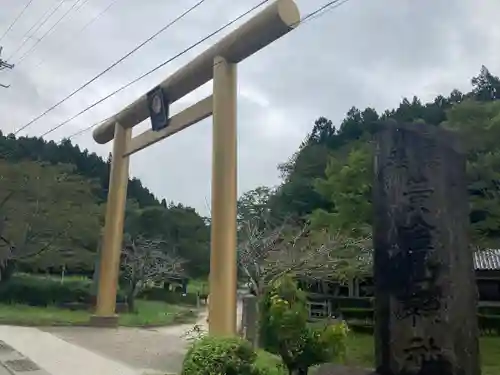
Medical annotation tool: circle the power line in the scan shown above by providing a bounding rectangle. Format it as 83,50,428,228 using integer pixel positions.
61,0,352,141
301,0,350,23
14,0,209,136
16,0,90,65
0,47,15,88
9,0,123,88
7,0,66,61
44,0,272,139
36,0,122,68
0,0,36,43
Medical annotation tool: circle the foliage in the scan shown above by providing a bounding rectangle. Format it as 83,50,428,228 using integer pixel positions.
0,274,126,306
266,66,500,248
0,160,102,278
125,205,210,277
0,134,210,278
181,336,259,375
0,134,158,207
260,276,349,375
120,234,185,312
238,186,274,227
311,144,372,236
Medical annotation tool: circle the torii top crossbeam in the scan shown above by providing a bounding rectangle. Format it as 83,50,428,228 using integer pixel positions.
92,0,300,144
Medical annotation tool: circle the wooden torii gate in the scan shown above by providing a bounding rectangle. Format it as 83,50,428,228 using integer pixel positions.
91,0,300,335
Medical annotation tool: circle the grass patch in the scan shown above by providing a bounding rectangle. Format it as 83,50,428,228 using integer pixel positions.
0,300,198,327
187,279,208,295
343,333,500,375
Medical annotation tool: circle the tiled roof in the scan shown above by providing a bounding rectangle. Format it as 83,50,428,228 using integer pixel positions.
474,249,500,271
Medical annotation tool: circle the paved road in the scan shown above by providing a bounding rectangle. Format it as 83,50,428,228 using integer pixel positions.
41,326,187,375
0,294,246,375
42,301,242,375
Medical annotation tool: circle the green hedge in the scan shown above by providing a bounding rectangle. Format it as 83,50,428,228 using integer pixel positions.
0,275,126,307
138,287,199,306
343,313,500,336
478,305,500,316
478,314,500,335
326,297,500,317
339,307,373,321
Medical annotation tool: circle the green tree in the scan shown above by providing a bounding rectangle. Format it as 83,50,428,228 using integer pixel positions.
0,160,102,279
271,66,500,249
443,99,500,246
311,144,372,235
124,204,210,277
237,186,273,226
260,276,349,375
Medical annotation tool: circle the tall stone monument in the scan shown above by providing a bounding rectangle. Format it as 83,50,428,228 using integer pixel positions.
372,122,480,375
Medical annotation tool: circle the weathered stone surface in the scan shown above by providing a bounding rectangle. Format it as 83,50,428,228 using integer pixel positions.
372,122,480,375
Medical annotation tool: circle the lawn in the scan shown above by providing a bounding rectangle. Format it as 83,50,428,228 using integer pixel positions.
0,300,198,327
343,334,500,375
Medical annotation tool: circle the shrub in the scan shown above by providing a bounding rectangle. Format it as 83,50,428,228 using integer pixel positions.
260,276,349,375
478,314,500,335
338,308,373,321
181,336,259,375
478,305,500,316
254,350,286,375
0,274,126,307
345,315,500,336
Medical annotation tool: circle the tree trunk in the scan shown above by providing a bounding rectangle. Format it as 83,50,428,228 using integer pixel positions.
0,260,16,284
288,366,309,375
127,282,137,313
127,293,136,313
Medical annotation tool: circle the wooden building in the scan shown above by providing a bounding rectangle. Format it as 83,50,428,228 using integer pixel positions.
300,249,500,319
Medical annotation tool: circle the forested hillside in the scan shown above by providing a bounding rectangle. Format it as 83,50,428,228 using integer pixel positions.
0,133,210,278
261,65,500,248
0,133,158,207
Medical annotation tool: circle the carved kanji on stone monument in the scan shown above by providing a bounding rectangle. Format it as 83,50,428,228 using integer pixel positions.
373,122,480,375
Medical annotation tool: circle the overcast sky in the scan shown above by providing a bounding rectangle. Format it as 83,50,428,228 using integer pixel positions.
0,0,499,216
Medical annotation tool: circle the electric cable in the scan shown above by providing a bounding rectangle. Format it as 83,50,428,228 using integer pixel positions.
0,0,36,43
40,0,272,139
14,0,209,136
7,0,66,61
63,0,352,141
26,0,123,73
16,0,91,65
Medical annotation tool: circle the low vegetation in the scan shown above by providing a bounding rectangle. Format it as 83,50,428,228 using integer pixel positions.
0,299,196,327
0,274,197,327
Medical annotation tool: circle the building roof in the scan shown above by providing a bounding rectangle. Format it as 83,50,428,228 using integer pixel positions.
474,249,500,271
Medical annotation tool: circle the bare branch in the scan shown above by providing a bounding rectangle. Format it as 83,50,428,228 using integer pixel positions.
121,234,186,295
238,216,371,295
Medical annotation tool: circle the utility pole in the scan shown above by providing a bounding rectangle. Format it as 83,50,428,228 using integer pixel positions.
0,47,14,88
